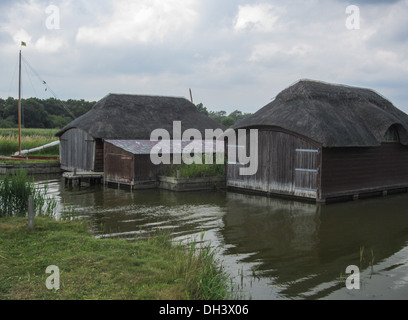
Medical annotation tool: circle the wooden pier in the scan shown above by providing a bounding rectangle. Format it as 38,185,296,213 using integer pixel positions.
63,171,104,187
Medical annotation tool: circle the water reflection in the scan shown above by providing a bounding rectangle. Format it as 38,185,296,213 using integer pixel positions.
41,176,408,299
222,193,322,298
222,192,408,299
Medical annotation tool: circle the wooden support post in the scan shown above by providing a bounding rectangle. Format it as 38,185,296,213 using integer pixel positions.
28,195,34,230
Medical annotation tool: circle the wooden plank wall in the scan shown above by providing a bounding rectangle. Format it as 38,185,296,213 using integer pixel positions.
94,139,104,172
321,143,408,198
60,128,95,171
227,129,320,199
294,148,319,193
134,155,163,181
104,143,134,184
104,143,163,184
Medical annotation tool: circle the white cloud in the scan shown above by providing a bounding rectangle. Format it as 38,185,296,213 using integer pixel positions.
234,3,281,32
35,36,64,53
76,0,199,45
11,29,33,47
1,0,68,53
249,43,312,61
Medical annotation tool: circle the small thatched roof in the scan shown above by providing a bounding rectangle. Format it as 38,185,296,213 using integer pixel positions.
234,80,408,147
56,94,225,139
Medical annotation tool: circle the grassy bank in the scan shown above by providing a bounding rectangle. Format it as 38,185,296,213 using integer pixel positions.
0,217,235,300
0,129,59,157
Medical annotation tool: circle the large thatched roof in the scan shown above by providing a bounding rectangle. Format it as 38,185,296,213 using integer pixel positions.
234,80,408,147
56,94,225,139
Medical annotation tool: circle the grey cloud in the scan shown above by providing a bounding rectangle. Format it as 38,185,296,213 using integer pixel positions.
1,0,408,114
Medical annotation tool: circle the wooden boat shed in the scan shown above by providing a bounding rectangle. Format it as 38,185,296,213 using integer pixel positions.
227,80,408,203
55,94,224,174
104,139,224,189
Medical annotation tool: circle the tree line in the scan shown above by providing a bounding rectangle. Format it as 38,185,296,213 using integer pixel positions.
0,97,251,129
0,97,95,129
195,103,252,127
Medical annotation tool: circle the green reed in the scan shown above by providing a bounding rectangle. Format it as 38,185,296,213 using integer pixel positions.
0,129,59,156
0,169,56,218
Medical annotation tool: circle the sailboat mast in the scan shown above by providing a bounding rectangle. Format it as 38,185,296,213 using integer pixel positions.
18,49,22,156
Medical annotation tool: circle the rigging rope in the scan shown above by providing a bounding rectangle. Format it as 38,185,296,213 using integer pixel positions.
23,59,38,98
21,54,76,119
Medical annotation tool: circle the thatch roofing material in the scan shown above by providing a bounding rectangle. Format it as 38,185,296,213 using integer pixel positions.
56,94,224,139
234,80,408,147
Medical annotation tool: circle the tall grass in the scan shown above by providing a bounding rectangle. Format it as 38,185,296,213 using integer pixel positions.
0,129,59,156
0,128,58,137
172,233,238,300
161,154,225,178
185,242,233,299
0,169,57,217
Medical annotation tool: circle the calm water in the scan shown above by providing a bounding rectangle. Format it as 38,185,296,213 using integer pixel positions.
38,176,408,300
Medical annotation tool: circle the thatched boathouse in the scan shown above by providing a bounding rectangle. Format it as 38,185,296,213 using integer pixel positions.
227,80,408,203
56,94,223,173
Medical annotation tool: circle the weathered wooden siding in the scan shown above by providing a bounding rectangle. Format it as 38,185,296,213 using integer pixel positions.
59,128,95,172
134,155,162,181
94,139,104,172
104,142,134,184
321,143,408,199
227,129,321,199
104,142,163,185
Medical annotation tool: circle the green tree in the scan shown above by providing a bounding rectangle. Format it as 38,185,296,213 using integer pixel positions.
228,110,252,125
48,114,72,128
194,102,252,127
195,103,209,116
0,98,4,117
0,97,94,128
208,110,227,124
21,98,50,128
2,97,18,125
221,116,235,127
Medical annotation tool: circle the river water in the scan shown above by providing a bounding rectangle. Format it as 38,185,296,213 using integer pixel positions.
38,176,408,300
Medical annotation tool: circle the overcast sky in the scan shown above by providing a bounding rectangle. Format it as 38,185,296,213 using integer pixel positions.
1,0,408,114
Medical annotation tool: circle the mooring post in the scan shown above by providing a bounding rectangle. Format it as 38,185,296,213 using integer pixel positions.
28,195,34,230
177,170,181,179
